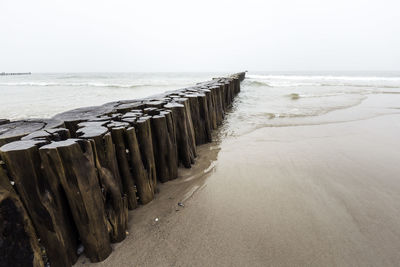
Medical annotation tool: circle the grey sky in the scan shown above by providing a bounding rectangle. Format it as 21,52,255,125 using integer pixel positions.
1,0,399,72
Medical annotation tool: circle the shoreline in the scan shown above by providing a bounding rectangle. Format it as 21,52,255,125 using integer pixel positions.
74,110,400,266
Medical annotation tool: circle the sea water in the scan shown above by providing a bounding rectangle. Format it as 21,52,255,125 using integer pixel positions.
225,71,400,136
0,73,222,120
1,72,400,130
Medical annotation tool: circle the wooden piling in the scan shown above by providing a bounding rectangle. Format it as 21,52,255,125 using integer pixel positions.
125,127,154,204
76,126,128,242
0,119,10,126
150,112,178,182
110,127,138,210
164,101,196,167
134,116,157,194
39,139,112,263
0,140,78,267
0,163,44,267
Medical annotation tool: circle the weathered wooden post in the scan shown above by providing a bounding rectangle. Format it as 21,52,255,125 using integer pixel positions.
0,163,44,267
134,116,157,194
39,139,112,263
108,120,155,205
0,120,64,147
125,127,154,204
109,125,138,210
0,140,78,267
164,101,196,168
76,126,128,243
0,119,10,126
150,112,178,182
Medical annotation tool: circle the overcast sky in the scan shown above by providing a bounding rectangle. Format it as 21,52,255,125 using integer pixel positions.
1,0,399,72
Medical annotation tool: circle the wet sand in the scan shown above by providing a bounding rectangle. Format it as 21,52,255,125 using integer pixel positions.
76,110,400,266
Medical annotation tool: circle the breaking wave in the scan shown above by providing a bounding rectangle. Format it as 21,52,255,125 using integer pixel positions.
243,80,271,87
245,74,400,89
247,74,400,82
0,82,164,88
245,80,400,89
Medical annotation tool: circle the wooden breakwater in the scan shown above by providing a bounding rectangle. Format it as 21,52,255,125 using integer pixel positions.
0,72,31,76
0,72,246,267
0,119,10,126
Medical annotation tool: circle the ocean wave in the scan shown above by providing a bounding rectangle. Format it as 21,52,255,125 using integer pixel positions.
245,96,366,120
247,74,400,82
268,82,322,87
319,83,400,89
0,82,163,88
243,80,271,87
284,91,400,100
245,79,400,89
290,92,347,98
234,112,400,137
380,91,400,94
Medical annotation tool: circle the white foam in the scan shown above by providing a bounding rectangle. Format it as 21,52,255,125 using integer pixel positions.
247,74,400,82
0,82,161,88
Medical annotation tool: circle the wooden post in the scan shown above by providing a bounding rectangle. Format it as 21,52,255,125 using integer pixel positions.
76,126,128,243
185,93,211,145
134,116,157,194
197,92,212,143
125,127,154,204
21,128,71,142
0,119,10,126
110,127,138,210
161,109,178,164
202,88,217,130
0,120,64,146
0,140,78,267
39,139,112,263
177,98,197,160
215,84,225,123
208,86,222,126
150,113,178,182
0,163,44,267
164,102,195,168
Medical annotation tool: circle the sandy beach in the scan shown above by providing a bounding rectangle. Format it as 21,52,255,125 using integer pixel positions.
75,86,400,266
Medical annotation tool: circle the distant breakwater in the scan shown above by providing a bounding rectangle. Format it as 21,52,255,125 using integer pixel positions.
0,72,246,267
0,72,31,76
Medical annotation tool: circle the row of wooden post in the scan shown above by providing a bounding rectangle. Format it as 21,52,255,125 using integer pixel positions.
0,72,246,267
